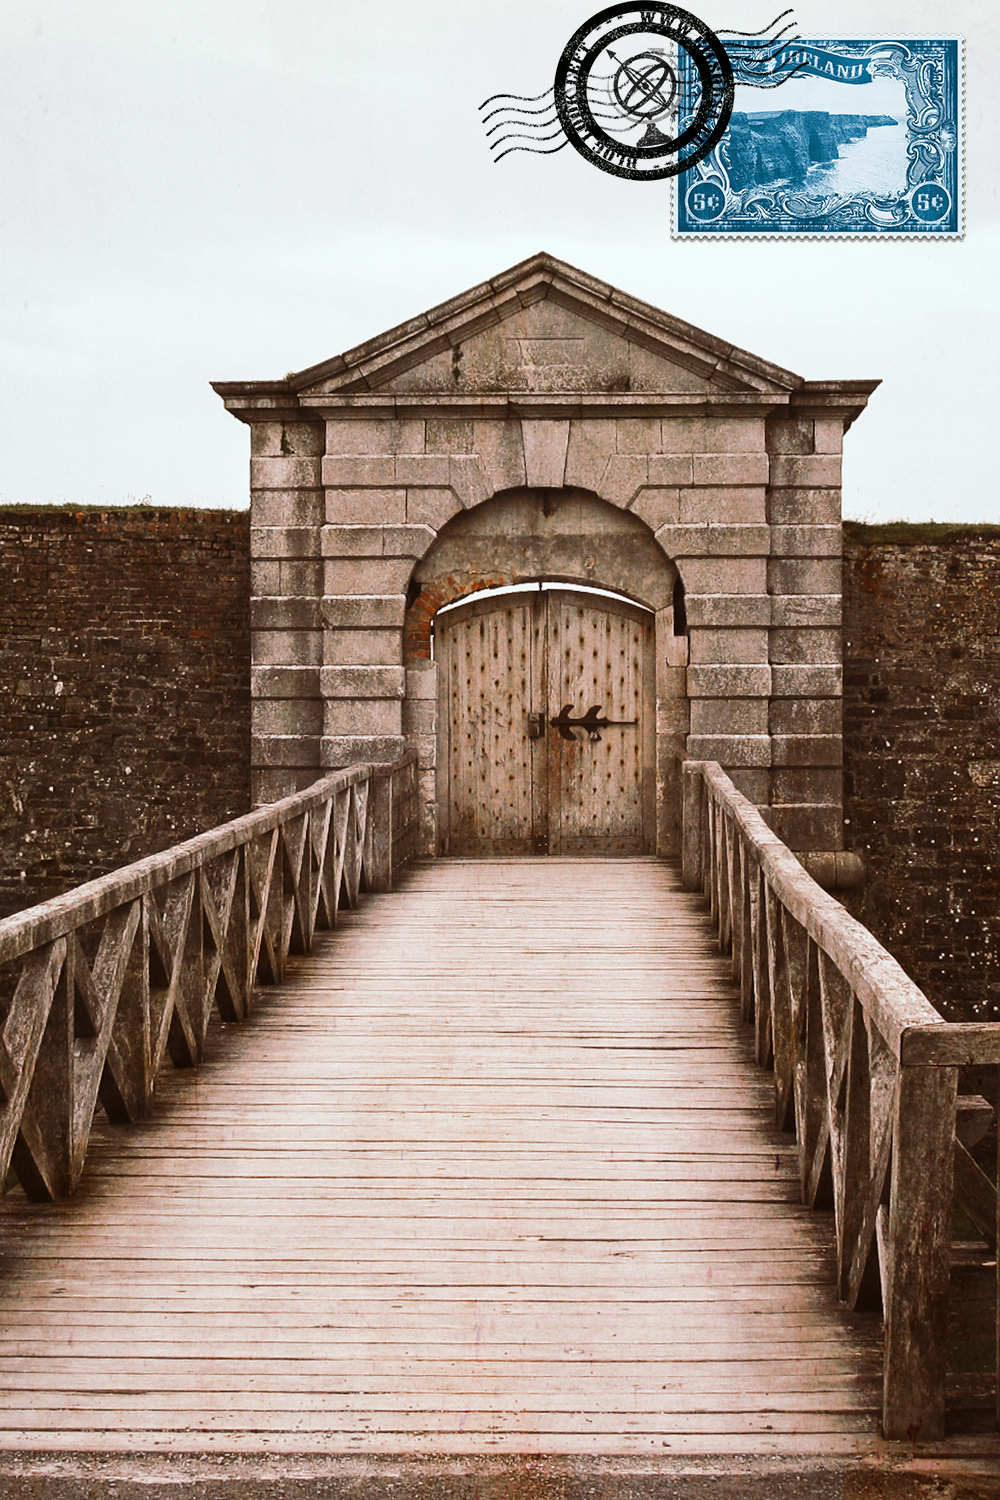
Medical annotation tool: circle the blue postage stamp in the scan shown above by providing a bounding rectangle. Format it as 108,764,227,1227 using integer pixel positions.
673,38,963,239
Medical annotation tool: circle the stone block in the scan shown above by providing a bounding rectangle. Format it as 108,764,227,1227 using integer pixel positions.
813,419,844,454
426,418,474,454
280,561,323,595
770,698,841,734
690,698,769,735
406,663,438,700
323,557,415,596
770,596,842,629
251,526,321,559
656,524,771,559
323,628,401,665
688,664,772,698
770,525,842,558
252,768,317,804
764,803,842,851
393,454,451,487
661,417,765,453
693,455,770,487
768,557,841,595
325,488,407,525
772,665,842,698
565,419,616,492
250,489,324,528
324,698,403,736
664,635,688,669
325,418,425,455
522,420,570,487
767,488,841,526
630,487,680,530
617,418,661,454
675,557,768,593
771,768,843,804
321,734,407,767
680,487,766,524
251,597,320,630
320,526,383,558
252,698,324,736
766,418,814,456
321,455,396,487
402,698,436,736
688,628,769,665
252,629,323,667
728,769,771,805
321,595,407,629
769,454,843,488
656,699,690,734
770,627,841,664
320,666,405,699
475,421,526,493
413,735,437,768
250,422,286,458
251,666,321,699
602,455,648,508
447,456,490,509
771,734,843,767
685,594,771,628
252,733,322,767
649,455,695,487
283,422,325,456
251,561,280,594
686,734,772,767
251,456,323,489
408,487,463,528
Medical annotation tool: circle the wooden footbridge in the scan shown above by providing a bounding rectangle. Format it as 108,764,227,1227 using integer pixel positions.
0,756,998,1459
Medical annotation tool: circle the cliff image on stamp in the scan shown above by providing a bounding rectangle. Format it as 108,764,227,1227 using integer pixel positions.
479,5,963,239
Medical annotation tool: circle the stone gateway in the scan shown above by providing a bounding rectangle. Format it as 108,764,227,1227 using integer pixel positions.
213,252,877,862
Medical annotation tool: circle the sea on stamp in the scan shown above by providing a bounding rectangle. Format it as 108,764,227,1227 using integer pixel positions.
674,38,963,238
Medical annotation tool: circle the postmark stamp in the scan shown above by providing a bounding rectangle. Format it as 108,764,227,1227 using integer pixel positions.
553,3,734,181
481,5,802,179
673,37,963,238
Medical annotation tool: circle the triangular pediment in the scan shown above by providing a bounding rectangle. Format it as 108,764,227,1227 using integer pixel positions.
289,252,803,400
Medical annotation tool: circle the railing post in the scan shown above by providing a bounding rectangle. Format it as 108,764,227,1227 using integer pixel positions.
681,762,704,891
367,766,394,894
882,1059,957,1441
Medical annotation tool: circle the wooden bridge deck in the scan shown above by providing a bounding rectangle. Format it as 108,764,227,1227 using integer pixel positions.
0,858,884,1455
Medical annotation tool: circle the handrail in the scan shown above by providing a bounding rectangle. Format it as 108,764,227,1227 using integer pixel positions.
682,760,1000,1442
0,754,419,1206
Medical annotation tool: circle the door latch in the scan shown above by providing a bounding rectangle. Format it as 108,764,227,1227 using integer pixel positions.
549,704,638,743
526,711,546,740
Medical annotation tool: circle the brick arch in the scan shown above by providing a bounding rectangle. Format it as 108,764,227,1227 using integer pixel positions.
403,485,677,663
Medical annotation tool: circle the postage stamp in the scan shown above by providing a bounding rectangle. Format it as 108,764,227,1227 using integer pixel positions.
673,37,963,238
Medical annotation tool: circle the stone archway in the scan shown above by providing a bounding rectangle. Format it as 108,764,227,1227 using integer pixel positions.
403,487,686,856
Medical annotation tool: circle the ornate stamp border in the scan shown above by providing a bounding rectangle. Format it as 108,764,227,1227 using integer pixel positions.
672,37,964,240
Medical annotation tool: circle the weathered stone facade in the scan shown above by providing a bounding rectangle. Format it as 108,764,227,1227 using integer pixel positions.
214,253,876,857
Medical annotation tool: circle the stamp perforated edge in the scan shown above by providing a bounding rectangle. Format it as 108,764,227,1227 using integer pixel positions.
669,34,966,242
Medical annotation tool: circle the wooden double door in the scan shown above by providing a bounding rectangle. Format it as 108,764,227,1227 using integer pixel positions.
436,589,656,856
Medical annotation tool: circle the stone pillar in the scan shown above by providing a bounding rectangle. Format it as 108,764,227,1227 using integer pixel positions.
248,420,325,805
766,410,846,850
650,415,774,813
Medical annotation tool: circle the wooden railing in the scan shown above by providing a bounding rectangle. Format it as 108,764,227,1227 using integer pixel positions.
682,760,1000,1443
0,754,419,1207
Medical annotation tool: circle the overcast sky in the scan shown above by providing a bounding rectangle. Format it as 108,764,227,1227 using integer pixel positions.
1,1,995,522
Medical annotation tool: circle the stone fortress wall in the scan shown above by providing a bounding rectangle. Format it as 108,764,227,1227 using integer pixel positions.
0,507,997,1025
